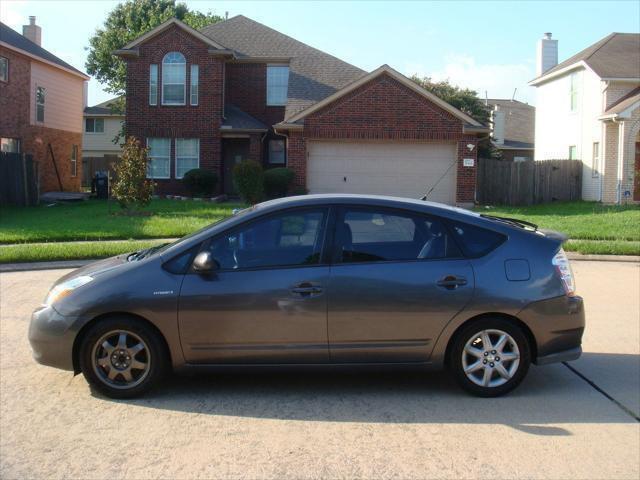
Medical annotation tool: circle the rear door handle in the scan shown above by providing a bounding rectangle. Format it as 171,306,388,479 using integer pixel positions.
291,282,323,297
437,275,467,290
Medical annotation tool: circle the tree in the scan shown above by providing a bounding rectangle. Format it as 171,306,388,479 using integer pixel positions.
410,76,497,158
112,137,154,212
86,0,223,99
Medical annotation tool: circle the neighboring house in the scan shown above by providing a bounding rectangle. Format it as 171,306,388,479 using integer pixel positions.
0,17,88,192
486,98,535,161
530,32,640,203
83,97,124,185
115,16,489,206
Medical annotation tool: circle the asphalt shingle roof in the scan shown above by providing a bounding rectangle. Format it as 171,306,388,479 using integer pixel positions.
603,86,640,116
537,33,640,81
222,104,268,130
200,15,366,119
0,22,86,77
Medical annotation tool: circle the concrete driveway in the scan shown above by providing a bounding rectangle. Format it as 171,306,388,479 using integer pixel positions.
1,261,638,479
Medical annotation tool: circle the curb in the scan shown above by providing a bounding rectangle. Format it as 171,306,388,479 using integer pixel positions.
566,253,640,263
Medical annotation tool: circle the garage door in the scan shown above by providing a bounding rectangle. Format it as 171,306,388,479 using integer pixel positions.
307,141,458,204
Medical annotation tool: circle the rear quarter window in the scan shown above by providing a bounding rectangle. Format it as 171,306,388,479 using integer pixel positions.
448,220,506,258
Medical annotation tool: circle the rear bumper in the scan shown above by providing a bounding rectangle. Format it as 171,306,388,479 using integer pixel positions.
519,295,585,365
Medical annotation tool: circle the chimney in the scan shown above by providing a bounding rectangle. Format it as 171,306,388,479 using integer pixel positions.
491,107,505,145
536,32,558,76
23,16,42,46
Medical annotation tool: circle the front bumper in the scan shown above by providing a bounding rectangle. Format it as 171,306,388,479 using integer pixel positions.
28,305,77,371
519,295,585,365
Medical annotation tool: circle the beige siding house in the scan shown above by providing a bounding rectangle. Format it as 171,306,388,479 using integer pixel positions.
82,98,124,185
530,33,640,203
487,98,535,161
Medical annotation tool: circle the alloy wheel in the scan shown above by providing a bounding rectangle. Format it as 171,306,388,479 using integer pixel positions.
91,330,151,390
461,329,521,388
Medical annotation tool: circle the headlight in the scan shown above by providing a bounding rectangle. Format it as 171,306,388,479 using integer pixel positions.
44,276,94,305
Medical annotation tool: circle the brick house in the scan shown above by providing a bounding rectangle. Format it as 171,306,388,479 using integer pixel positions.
530,32,640,203
116,16,489,206
486,98,535,161
0,18,89,192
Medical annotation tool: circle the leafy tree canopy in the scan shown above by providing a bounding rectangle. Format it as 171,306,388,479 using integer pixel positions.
86,0,223,98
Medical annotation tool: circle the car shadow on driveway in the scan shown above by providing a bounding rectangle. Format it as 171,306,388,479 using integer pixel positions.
97,352,639,435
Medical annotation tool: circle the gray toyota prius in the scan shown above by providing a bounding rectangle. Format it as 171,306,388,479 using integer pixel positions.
29,194,584,398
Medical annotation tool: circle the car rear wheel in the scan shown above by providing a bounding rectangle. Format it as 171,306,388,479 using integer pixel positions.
79,317,166,399
450,318,531,397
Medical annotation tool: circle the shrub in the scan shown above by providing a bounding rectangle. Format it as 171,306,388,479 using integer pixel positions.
111,136,154,212
290,186,309,196
182,168,218,197
233,160,264,204
263,167,295,198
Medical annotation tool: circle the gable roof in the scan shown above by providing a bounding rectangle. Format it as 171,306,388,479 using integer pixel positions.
531,33,640,85
280,64,487,129
200,15,367,119
0,22,88,79
222,104,268,131
116,17,230,54
600,86,640,119
84,97,124,116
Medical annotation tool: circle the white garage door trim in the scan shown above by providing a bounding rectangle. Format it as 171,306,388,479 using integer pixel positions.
307,141,458,205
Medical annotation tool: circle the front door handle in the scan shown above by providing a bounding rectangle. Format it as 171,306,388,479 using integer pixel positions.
437,275,467,290
291,282,323,297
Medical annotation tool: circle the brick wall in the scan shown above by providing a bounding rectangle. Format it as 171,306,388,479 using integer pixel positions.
1,47,81,192
286,73,478,204
124,24,224,194
225,63,285,126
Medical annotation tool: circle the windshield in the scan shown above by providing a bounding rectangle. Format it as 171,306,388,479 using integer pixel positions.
128,206,255,261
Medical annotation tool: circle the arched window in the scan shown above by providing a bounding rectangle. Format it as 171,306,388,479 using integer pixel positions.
162,52,186,105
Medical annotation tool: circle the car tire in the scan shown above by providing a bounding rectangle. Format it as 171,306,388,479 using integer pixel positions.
79,317,167,399
450,318,531,397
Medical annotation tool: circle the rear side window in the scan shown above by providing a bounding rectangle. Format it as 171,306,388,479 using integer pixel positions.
335,208,461,263
448,221,506,257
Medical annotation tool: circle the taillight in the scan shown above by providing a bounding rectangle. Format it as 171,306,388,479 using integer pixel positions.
552,248,576,296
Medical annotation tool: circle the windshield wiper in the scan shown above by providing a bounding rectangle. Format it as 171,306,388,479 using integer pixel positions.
480,214,538,231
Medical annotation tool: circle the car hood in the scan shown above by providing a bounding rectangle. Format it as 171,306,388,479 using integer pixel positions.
54,254,130,286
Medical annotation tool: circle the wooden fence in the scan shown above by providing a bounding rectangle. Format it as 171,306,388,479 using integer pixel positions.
82,154,119,188
477,158,582,206
0,152,39,206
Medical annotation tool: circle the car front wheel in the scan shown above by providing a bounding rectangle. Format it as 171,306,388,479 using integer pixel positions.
79,317,166,399
450,318,531,397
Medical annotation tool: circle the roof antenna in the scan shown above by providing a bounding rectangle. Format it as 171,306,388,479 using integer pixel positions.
225,11,229,20
484,90,488,105
511,87,517,101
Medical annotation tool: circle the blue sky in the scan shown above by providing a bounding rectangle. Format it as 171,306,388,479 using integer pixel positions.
2,0,639,106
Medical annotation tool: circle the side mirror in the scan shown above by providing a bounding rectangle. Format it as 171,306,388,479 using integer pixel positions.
192,251,217,273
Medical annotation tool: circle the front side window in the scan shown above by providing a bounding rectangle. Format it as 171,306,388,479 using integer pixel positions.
190,65,199,106
0,57,8,82
85,118,104,133
205,208,327,270
162,52,186,105
568,145,577,160
268,139,285,164
1,137,20,153
147,138,171,178
70,145,78,177
36,86,45,122
175,138,199,179
149,64,158,105
335,208,460,263
592,142,600,177
267,65,289,106
570,72,579,112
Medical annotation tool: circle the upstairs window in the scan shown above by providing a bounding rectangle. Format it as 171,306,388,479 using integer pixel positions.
162,52,186,105
147,138,171,178
568,145,577,160
570,72,579,112
267,65,289,106
85,118,104,133
0,57,7,82
190,65,199,106
36,86,45,122
149,64,158,105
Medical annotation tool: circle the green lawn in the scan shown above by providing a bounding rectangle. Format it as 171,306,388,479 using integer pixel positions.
0,199,244,244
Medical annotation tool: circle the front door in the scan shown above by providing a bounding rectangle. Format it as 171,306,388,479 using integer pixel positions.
327,206,474,363
223,139,250,195
178,207,331,364
634,141,640,201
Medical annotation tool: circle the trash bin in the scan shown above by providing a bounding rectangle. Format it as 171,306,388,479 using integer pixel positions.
94,171,109,199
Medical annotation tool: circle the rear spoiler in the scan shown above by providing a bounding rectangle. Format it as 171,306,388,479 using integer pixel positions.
539,229,569,243
480,214,538,231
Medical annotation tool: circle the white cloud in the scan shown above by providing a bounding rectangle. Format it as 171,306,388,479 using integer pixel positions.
405,54,537,105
